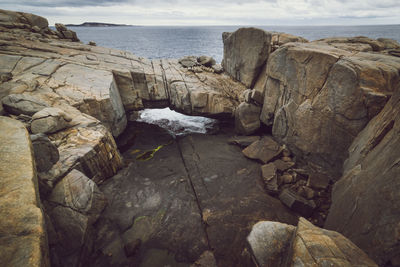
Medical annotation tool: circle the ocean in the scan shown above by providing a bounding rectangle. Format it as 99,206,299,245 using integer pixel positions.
69,25,400,134
70,25,400,63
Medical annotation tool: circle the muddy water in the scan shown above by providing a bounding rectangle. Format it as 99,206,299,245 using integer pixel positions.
89,122,297,267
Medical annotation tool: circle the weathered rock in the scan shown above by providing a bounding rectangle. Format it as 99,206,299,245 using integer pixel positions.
377,38,400,49
179,56,198,68
234,102,261,135
0,72,12,82
273,159,295,172
280,173,295,184
242,89,252,103
31,107,70,134
2,94,48,116
279,189,315,217
46,169,106,267
223,27,271,87
197,56,216,67
228,135,260,148
212,63,223,74
0,116,50,267
242,136,282,164
123,239,141,257
260,42,400,177
48,169,107,221
39,124,123,189
247,221,295,267
297,186,315,200
247,218,377,267
271,32,308,52
290,218,378,266
261,163,278,194
306,171,330,189
190,251,217,267
325,84,400,266
31,133,59,173
0,9,49,29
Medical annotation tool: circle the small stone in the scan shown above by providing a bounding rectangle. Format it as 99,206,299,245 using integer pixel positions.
261,163,278,194
298,186,315,200
307,171,330,189
0,72,13,82
179,56,198,68
293,168,309,177
280,174,294,184
273,159,295,172
251,89,263,105
228,135,260,148
242,89,252,103
190,250,217,267
281,156,292,162
124,239,141,257
31,25,40,33
279,189,316,217
212,64,223,74
88,41,97,46
197,56,216,67
242,136,282,164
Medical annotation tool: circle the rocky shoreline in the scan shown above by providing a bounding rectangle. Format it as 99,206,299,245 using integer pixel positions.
0,8,400,267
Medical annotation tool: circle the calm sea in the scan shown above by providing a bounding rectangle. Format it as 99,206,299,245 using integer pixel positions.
70,25,400,63
69,25,400,133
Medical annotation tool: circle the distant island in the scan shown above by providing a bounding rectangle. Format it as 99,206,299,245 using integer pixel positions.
65,22,133,27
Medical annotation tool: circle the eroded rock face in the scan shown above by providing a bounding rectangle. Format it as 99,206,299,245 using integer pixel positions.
39,124,123,191
247,218,378,267
325,84,400,266
0,116,50,267
223,27,271,87
260,42,400,177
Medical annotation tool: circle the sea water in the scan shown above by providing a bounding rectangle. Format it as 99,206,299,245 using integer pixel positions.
70,25,400,134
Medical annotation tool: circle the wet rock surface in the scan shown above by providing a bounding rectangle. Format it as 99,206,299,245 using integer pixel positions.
89,122,298,266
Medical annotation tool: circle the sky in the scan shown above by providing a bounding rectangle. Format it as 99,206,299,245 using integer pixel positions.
0,0,399,26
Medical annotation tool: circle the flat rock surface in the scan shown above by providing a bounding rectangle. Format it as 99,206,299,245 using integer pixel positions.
91,122,297,266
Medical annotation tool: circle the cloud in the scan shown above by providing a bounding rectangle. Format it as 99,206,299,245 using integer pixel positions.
0,0,399,25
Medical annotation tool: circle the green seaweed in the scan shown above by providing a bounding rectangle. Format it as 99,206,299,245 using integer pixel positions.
136,140,173,161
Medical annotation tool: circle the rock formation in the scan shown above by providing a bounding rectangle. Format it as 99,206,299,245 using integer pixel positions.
247,218,378,266
0,116,49,267
325,83,400,266
0,7,399,267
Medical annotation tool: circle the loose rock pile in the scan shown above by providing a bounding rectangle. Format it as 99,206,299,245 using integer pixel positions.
230,135,332,226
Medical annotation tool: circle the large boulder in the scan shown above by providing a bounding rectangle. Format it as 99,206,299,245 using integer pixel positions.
0,116,50,267
247,218,378,267
247,221,295,267
234,102,261,135
223,27,271,87
0,9,48,29
46,169,107,267
39,124,123,190
260,42,400,177
325,84,400,266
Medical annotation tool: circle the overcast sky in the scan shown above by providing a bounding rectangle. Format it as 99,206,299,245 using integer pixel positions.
1,0,399,26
